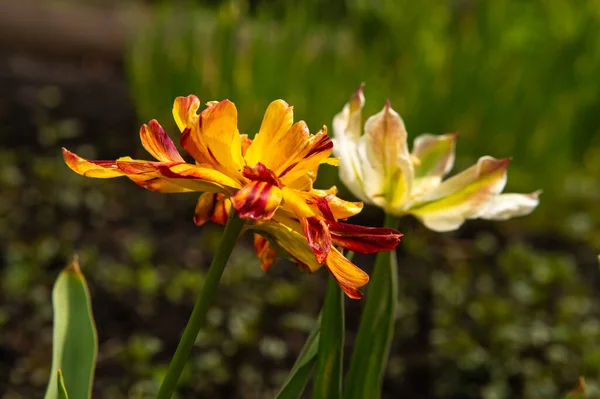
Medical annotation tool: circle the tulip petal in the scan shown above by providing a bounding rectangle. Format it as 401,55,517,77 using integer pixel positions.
411,133,457,196
254,234,278,271
116,161,239,193
332,86,373,203
475,191,541,220
198,100,244,169
139,120,184,163
278,127,334,185
281,186,317,219
311,187,364,220
193,193,216,226
327,221,402,254
231,181,282,220
301,216,331,264
251,221,370,298
252,222,322,273
244,99,295,168
325,247,369,299
212,195,233,224
62,148,124,178
242,162,282,187
173,96,244,176
332,84,365,142
247,109,335,188
173,94,201,133
127,175,193,193
409,156,511,232
363,101,414,210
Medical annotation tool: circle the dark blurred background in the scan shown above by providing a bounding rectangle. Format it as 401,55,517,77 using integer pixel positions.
1,0,600,398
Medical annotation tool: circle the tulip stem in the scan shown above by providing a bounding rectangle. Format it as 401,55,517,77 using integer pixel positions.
344,213,399,399
156,213,245,399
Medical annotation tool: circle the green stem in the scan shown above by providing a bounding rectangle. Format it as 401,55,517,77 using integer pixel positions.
313,274,345,399
156,213,245,399
344,213,399,399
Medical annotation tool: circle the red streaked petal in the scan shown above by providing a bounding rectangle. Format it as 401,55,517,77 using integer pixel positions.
254,234,278,272
140,120,185,163
328,221,402,254
194,193,216,226
301,216,331,264
127,175,192,193
115,158,177,174
325,247,369,299
242,162,282,187
211,195,232,225
62,148,125,178
231,181,282,220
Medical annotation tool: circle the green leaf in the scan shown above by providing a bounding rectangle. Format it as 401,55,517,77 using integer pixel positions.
56,370,69,399
344,215,398,399
44,256,98,399
313,275,345,399
275,325,320,399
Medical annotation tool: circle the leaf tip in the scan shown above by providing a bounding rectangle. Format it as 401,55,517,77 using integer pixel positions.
64,254,82,276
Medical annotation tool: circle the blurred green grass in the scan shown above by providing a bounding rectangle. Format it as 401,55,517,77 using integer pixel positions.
127,0,600,241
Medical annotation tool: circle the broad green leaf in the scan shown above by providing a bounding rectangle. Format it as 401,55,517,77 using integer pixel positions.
57,370,69,399
344,215,398,399
44,256,98,399
275,325,320,399
313,275,345,399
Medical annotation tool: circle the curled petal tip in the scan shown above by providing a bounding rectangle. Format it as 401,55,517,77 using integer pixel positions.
354,82,365,97
529,190,543,198
349,85,365,112
384,99,392,110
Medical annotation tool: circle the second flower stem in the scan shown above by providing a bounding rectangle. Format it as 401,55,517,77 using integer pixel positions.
156,213,245,399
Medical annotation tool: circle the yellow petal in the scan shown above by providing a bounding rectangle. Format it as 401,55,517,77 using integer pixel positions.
62,148,125,178
252,221,322,273
172,94,200,132
161,163,241,193
127,175,193,193
244,100,294,168
281,187,317,219
325,247,369,299
278,127,334,187
197,100,244,172
193,193,216,226
140,120,185,163
173,96,244,179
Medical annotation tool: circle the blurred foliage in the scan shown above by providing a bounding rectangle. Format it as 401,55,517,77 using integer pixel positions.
126,1,600,397
2,0,600,398
127,0,600,241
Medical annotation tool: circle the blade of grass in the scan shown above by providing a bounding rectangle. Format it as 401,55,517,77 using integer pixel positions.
44,256,98,399
313,274,345,399
344,215,398,399
275,324,320,399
